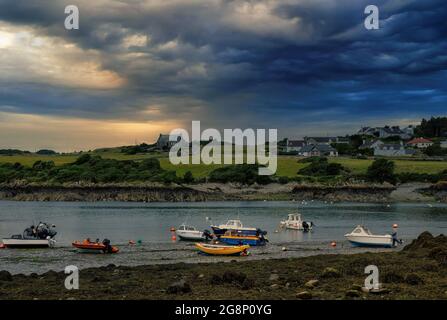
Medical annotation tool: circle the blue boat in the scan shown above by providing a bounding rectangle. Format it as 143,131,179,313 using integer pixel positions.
219,231,267,246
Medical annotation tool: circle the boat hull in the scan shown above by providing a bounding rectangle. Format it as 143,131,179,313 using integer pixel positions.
345,235,393,248
195,243,250,256
72,242,119,254
219,235,266,246
1,238,51,248
176,230,204,241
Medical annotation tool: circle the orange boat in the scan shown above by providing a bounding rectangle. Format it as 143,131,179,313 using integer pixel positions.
72,239,119,254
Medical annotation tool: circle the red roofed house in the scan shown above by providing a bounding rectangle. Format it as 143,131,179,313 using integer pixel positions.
407,137,433,148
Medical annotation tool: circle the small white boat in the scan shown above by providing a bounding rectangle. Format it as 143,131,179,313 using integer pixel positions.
345,225,393,248
1,222,57,248
280,213,313,231
1,237,56,248
175,224,206,241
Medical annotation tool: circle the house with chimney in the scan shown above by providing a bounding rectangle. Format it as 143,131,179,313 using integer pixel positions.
373,142,416,157
285,139,306,152
358,125,414,140
406,137,433,149
298,144,338,157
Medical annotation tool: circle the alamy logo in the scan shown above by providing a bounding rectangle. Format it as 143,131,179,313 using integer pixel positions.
364,265,380,290
64,265,79,290
168,121,277,175
64,5,79,30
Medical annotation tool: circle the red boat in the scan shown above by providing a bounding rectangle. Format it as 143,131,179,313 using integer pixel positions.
72,239,119,254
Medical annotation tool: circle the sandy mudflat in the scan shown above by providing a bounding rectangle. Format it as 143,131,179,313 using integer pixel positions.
1,232,447,300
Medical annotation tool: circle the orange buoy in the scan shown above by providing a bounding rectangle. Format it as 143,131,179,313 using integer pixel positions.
0,243,5,249
170,227,176,232
330,241,337,248
171,234,177,241
392,224,398,229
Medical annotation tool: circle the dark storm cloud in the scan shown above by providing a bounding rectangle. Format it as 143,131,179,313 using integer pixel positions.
0,0,446,134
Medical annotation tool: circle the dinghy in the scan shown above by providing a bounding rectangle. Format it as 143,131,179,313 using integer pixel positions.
280,213,313,231
1,222,57,248
195,243,250,256
72,239,119,254
344,225,393,248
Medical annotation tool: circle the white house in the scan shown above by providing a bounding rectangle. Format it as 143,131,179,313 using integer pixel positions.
286,139,306,152
298,144,338,157
441,140,447,149
373,143,416,157
407,137,433,149
358,126,413,140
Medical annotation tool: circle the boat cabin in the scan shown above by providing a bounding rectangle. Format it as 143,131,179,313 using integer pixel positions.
178,225,197,231
352,225,372,235
225,220,243,228
287,214,302,222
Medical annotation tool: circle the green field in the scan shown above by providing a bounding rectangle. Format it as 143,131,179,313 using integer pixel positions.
1,153,446,178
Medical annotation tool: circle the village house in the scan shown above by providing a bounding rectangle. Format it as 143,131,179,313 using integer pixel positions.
298,144,338,157
156,134,180,150
359,139,384,150
285,139,306,152
441,140,447,149
358,125,413,140
406,137,433,149
373,142,416,157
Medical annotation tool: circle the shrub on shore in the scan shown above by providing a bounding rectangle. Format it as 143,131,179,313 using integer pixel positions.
208,164,273,185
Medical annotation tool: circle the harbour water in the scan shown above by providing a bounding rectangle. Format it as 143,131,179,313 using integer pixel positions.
1,200,447,274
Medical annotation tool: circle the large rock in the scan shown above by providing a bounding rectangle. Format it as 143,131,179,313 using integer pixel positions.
304,280,319,288
0,271,12,281
167,279,191,294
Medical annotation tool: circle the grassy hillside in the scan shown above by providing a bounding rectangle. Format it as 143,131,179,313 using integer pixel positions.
1,152,446,179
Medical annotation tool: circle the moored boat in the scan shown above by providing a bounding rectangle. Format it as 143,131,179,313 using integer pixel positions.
72,239,119,253
175,224,212,241
210,219,264,237
219,231,267,246
195,243,250,256
344,225,393,248
1,222,57,249
280,213,313,231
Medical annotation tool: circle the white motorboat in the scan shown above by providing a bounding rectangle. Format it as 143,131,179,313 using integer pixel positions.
2,237,56,248
280,213,313,231
344,225,393,248
175,224,207,241
1,222,57,249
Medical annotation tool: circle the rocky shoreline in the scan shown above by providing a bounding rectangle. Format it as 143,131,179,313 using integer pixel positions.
1,232,446,300
0,182,442,202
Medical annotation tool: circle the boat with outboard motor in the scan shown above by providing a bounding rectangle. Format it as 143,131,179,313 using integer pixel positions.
175,224,213,241
344,225,393,248
210,219,266,237
280,213,313,231
72,238,119,253
1,222,57,248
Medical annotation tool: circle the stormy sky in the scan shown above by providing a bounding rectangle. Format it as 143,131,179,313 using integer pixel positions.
0,0,446,151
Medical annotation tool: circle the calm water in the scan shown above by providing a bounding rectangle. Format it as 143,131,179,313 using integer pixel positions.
1,200,447,274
